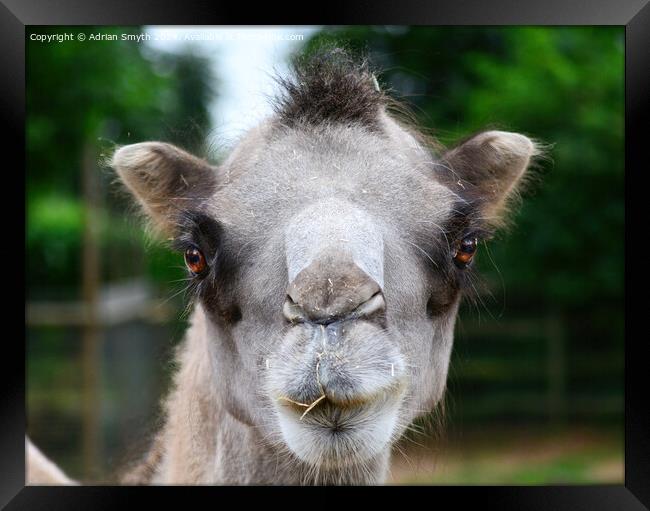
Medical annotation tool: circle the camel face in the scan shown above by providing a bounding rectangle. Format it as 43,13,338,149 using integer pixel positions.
112,50,538,482
224,123,463,470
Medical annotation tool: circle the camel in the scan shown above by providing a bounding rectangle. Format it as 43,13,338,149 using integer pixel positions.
27,48,539,485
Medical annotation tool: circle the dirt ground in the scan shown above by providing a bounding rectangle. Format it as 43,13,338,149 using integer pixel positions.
388,424,623,485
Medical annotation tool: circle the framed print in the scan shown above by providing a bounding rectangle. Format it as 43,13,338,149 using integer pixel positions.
2,0,647,508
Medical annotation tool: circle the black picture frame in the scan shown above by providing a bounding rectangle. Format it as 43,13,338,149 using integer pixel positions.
3,1,647,508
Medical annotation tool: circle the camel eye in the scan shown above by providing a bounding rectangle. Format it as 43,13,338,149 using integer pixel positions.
453,236,478,268
184,245,208,275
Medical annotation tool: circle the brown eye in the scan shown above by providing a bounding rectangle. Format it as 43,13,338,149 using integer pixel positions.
184,246,208,275
453,236,478,268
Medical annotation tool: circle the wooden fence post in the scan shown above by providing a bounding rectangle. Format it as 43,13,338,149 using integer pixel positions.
546,310,567,425
81,140,102,479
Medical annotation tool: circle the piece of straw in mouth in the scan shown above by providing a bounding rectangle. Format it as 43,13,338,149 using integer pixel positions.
277,396,310,408
276,354,328,420
299,394,326,421
276,393,327,420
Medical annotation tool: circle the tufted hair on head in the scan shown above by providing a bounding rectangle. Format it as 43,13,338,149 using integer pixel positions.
273,46,387,130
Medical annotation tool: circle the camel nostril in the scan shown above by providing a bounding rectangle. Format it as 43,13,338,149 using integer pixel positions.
351,292,385,319
282,292,385,324
285,254,383,324
283,296,307,323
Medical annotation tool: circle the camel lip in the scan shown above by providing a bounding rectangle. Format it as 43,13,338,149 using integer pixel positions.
274,386,404,427
274,391,402,468
276,394,361,418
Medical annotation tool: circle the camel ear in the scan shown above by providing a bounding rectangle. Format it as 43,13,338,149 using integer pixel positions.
112,142,217,235
441,130,539,226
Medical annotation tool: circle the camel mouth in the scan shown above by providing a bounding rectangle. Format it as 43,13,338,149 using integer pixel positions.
275,382,404,420
278,394,375,417
277,394,372,424
266,312,406,468
273,387,403,468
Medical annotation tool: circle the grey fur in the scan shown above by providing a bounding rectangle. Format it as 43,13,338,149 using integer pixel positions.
109,52,539,485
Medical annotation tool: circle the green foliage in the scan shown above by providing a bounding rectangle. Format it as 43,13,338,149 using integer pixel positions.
27,195,83,295
26,27,215,296
27,26,623,310
301,28,624,429
305,27,624,310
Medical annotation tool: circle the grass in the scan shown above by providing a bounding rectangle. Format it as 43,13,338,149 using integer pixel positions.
388,424,623,485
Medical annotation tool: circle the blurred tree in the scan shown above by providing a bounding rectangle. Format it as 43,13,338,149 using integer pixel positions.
302,27,624,426
303,27,623,312
26,27,216,297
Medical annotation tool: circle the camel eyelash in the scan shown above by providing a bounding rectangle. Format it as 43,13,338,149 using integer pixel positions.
440,204,492,272
171,211,223,250
170,212,225,274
